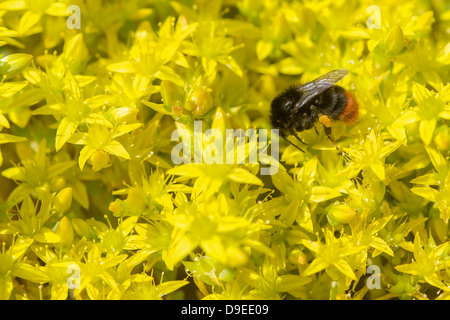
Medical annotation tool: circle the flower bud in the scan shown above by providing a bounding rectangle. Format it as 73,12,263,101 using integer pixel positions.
127,187,147,212
430,208,447,243
56,216,73,251
190,87,213,117
288,248,308,265
212,107,231,138
110,107,138,124
226,247,248,267
63,34,89,74
385,25,404,56
172,105,183,118
90,149,111,171
297,6,316,30
327,204,356,225
238,0,263,17
53,187,73,213
176,15,189,30
434,125,450,152
0,53,33,79
51,176,67,192
109,199,125,217
272,11,290,42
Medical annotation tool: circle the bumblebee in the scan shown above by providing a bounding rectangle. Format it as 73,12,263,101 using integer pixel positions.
270,69,358,151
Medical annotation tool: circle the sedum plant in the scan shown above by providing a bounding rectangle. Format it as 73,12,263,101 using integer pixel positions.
0,0,449,300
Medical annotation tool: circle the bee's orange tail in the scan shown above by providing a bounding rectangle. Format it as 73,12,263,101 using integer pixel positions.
339,91,359,124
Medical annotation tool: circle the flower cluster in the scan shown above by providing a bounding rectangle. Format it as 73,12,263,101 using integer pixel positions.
0,0,449,300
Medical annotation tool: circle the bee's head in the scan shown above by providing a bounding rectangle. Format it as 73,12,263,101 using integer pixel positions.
270,88,301,131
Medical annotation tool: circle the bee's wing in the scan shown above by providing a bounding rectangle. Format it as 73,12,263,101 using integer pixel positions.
292,69,348,112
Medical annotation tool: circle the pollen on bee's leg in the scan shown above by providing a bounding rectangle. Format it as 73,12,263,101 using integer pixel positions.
319,115,333,128
340,91,359,124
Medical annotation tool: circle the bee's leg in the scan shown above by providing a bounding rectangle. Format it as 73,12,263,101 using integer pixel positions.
293,134,307,145
323,125,338,150
281,133,305,153
289,140,305,153
313,126,319,135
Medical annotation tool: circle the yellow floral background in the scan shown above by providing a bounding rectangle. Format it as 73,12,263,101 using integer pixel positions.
0,0,449,300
